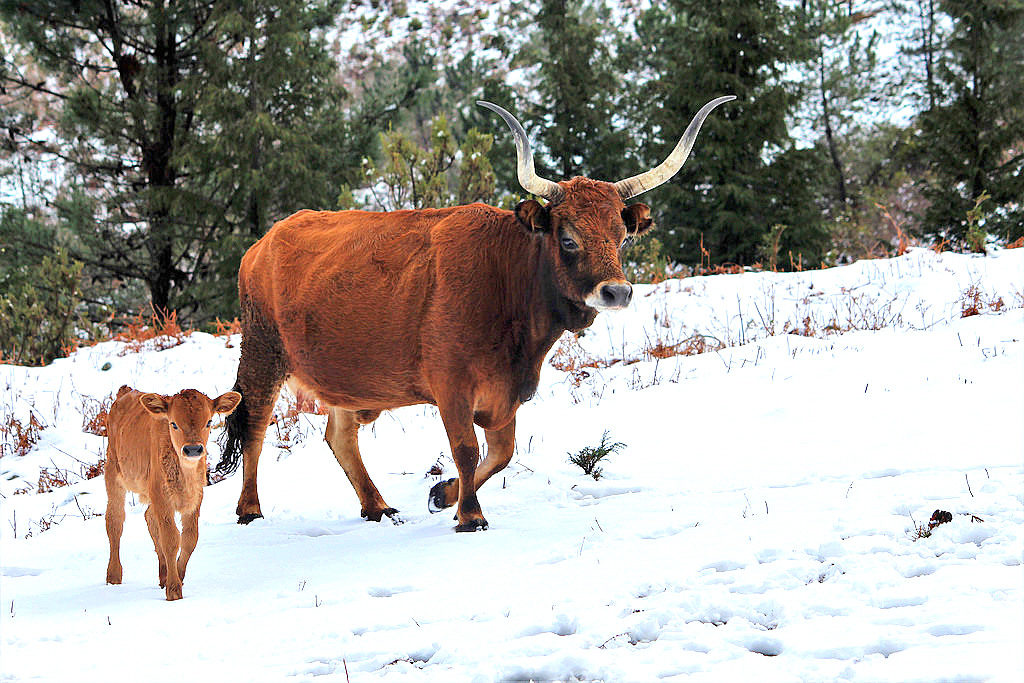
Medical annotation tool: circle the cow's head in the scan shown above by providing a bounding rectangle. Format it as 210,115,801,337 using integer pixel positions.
480,97,734,313
140,389,242,465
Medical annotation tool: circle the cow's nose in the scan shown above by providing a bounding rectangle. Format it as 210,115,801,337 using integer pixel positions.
600,283,633,308
182,444,204,458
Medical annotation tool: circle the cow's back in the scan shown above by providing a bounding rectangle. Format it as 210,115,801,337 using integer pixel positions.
239,206,512,409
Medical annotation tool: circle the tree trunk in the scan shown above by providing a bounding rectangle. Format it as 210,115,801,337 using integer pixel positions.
819,44,848,205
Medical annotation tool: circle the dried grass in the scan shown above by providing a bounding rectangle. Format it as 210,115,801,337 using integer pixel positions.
1,412,44,457
212,317,242,348
113,307,190,355
81,393,114,436
36,466,71,493
960,284,1007,318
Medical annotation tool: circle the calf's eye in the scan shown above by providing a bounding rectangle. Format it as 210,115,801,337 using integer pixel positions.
206,420,213,428
170,422,179,430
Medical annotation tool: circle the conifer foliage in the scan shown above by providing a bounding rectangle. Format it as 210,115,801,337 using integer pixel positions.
916,0,1024,245
624,0,824,267
0,0,351,320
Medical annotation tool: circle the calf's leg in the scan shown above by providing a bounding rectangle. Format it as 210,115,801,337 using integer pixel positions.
324,407,400,523
151,504,183,601
177,507,200,584
144,506,168,590
104,473,126,584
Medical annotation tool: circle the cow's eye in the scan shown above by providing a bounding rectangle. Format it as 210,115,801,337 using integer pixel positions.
560,236,579,251
170,422,179,430
621,236,634,249
206,420,213,428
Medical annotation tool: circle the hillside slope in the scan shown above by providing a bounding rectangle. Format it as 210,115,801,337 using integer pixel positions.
2,248,1022,682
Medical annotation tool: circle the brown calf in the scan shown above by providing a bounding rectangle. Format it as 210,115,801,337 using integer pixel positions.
104,385,240,600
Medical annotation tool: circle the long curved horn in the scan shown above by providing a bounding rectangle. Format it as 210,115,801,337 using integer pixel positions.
614,95,736,200
477,101,563,203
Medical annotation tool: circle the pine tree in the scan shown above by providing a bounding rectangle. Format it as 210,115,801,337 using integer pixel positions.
528,0,630,182
622,0,825,266
917,0,1024,245
0,0,352,320
800,0,879,210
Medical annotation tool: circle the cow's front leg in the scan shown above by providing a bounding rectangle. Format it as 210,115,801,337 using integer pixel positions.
429,417,515,515
437,400,487,532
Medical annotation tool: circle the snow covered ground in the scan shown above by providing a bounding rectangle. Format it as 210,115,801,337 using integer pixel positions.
2,248,1022,682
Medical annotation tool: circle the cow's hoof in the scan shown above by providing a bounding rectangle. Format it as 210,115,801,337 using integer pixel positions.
237,512,263,525
428,478,457,513
455,518,488,533
362,507,403,525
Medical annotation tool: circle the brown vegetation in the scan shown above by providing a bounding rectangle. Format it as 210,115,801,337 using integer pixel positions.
1,412,44,457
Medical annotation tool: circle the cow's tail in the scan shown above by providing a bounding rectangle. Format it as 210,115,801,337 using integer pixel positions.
215,382,247,476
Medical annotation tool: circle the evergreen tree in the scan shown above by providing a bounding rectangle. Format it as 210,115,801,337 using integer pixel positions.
622,0,824,266
800,0,879,210
917,0,1024,245
0,210,84,365
528,0,630,182
0,1,352,320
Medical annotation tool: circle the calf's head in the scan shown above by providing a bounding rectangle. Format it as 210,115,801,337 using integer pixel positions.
140,389,242,464
479,96,734,313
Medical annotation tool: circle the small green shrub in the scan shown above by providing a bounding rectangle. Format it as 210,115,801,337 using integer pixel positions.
965,191,990,254
624,236,670,284
0,248,85,365
568,430,626,480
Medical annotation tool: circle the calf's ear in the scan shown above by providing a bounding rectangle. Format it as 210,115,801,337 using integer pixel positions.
515,199,550,233
214,391,242,415
139,393,170,416
622,203,654,236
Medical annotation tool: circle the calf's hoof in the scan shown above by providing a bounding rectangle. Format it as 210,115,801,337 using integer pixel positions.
455,518,488,533
362,507,403,525
428,478,458,513
165,584,183,601
237,512,263,525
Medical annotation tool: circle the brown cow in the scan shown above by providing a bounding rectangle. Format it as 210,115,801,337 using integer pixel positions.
105,385,241,600
217,96,734,531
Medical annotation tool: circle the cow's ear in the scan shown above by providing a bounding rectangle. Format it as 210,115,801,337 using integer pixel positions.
139,393,169,416
515,199,550,233
622,203,653,236
213,391,242,416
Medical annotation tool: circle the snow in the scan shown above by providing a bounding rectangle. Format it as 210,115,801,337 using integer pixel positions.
2,248,1023,682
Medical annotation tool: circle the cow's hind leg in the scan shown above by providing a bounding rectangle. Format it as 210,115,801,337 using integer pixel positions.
219,313,287,524
429,416,515,514
324,407,401,524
